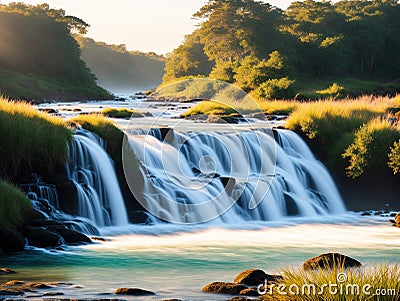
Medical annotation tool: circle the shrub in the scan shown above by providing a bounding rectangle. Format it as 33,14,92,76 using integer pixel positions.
388,140,400,174
0,180,32,228
316,82,345,98
342,120,400,178
0,98,71,179
254,77,296,100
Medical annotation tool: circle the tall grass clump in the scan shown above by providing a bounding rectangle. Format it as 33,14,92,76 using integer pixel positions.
260,264,400,301
0,98,71,179
343,120,400,178
71,114,124,161
0,180,32,228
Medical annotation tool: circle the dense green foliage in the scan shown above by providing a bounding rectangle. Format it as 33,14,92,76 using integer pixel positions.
78,37,165,92
163,0,400,99
0,3,111,101
0,180,32,228
343,120,400,178
0,98,72,180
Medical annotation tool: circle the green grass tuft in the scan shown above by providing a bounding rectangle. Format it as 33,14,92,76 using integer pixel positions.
102,108,143,118
0,180,33,228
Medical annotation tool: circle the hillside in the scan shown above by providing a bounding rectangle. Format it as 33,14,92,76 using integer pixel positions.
0,3,112,101
77,37,165,93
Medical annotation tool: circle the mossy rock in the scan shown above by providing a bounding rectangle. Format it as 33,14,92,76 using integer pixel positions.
202,282,247,295
303,253,362,270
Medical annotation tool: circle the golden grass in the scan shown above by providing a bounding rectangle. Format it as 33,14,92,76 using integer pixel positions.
261,264,400,301
0,97,71,179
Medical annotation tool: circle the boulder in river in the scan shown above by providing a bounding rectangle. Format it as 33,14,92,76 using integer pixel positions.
234,269,283,286
202,282,247,295
24,227,64,248
0,268,16,275
303,253,362,270
115,287,155,296
0,227,25,252
46,226,91,245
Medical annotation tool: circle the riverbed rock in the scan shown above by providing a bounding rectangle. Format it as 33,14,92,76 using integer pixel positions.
0,227,26,252
115,287,155,296
239,287,260,296
202,282,247,295
47,226,91,245
0,289,24,296
302,253,362,270
24,227,64,248
229,297,254,301
0,268,16,275
234,269,283,286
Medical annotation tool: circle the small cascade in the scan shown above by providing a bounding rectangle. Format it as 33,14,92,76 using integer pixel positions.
67,129,129,227
126,128,346,224
22,177,99,235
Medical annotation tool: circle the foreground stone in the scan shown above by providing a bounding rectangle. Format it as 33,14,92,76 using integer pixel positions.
115,287,155,296
234,269,283,286
0,227,26,252
202,282,247,295
0,268,17,275
303,253,362,270
24,227,64,248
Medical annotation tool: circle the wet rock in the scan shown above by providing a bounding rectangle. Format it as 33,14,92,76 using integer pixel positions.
24,227,64,248
43,291,65,296
202,282,247,295
234,269,283,286
0,268,17,275
303,253,362,270
229,297,254,301
115,287,155,296
47,226,91,245
361,211,371,216
239,287,260,296
5,281,25,285
184,114,208,121
91,236,109,242
0,289,24,296
30,219,65,227
0,227,26,252
30,283,52,289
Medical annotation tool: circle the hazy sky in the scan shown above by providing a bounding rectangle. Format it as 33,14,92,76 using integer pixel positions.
1,0,296,54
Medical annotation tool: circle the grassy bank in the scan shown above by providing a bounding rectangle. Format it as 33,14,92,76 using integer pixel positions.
0,98,72,180
0,69,112,102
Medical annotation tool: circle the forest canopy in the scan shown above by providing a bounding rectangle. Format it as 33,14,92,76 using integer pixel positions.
163,0,400,99
0,2,110,100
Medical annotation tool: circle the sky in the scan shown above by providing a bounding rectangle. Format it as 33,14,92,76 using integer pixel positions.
1,0,297,54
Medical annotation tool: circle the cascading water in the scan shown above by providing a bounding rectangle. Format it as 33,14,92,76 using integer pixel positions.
67,130,128,227
126,128,346,224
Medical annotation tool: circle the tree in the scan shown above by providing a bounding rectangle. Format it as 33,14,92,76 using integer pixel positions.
194,0,284,61
163,31,214,83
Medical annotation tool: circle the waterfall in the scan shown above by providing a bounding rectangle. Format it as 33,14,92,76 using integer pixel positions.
67,130,129,227
126,128,346,224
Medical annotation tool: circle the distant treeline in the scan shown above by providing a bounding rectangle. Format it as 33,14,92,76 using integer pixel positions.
0,3,111,101
77,37,165,93
163,0,400,99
